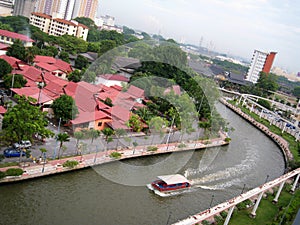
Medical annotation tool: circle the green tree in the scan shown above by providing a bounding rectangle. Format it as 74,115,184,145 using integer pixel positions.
59,51,70,63
104,97,113,107
1,95,54,145
292,86,300,98
6,39,26,61
68,70,83,82
101,127,114,141
88,129,100,143
51,95,79,123
123,26,135,35
127,114,143,132
56,133,70,159
0,59,12,78
3,74,27,88
256,72,279,93
73,17,97,29
81,70,96,83
99,40,117,56
75,55,89,69
149,116,166,144
0,21,13,31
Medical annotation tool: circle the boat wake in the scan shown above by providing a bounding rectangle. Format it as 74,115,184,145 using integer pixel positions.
185,140,258,189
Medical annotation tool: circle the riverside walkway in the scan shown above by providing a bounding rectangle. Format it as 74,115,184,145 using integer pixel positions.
0,131,229,183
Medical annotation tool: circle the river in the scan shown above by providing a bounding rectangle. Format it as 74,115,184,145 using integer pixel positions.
0,104,286,225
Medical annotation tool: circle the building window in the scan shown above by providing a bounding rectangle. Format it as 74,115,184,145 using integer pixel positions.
98,122,103,127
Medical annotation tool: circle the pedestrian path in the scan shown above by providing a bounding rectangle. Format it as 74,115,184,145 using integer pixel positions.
0,132,229,183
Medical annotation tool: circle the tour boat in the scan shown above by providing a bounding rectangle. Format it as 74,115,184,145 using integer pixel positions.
147,174,191,196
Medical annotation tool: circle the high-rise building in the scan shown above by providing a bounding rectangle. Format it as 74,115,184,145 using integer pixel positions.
72,0,98,20
13,0,37,18
245,50,277,83
34,0,98,20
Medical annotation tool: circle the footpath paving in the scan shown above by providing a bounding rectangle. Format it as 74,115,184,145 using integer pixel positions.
0,131,229,183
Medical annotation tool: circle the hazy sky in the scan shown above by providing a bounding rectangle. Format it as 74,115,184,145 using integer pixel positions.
99,0,300,73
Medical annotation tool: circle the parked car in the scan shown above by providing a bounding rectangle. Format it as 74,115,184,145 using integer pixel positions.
13,140,32,149
4,148,26,158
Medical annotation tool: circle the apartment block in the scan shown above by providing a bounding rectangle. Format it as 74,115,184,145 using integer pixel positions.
13,0,37,18
245,50,277,83
30,12,89,41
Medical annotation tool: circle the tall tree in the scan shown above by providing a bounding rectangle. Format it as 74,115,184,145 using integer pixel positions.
75,55,89,69
6,39,26,61
68,70,83,82
51,95,79,123
1,96,54,145
0,59,12,78
3,74,27,89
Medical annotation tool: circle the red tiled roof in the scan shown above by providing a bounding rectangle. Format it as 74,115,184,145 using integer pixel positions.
111,85,122,91
55,59,73,73
64,82,78,97
78,23,89,29
127,85,144,98
74,82,100,112
0,43,8,50
53,18,76,26
44,81,64,95
0,106,7,114
99,74,129,82
11,87,53,104
0,29,34,42
31,12,52,19
34,55,56,64
70,110,111,125
0,55,21,69
110,105,131,122
35,62,61,72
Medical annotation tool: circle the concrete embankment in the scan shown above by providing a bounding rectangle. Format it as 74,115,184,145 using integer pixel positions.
0,132,229,184
219,98,293,165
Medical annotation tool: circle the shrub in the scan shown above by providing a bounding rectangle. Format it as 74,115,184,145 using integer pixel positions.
62,160,79,168
220,211,228,219
237,199,252,210
5,168,24,176
147,146,158,152
214,215,223,224
202,220,210,225
224,137,231,142
0,171,6,179
178,143,186,148
110,152,122,159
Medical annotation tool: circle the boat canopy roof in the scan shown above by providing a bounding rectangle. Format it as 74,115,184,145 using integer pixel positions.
157,174,189,185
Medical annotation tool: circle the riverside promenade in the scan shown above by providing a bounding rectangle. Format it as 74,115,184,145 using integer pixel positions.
0,131,229,184
220,98,293,162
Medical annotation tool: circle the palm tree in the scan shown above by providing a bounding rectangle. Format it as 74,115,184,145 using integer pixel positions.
56,133,70,159
115,128,126,150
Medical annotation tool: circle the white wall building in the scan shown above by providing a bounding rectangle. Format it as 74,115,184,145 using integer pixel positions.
30,12,89,41
245,50,268,83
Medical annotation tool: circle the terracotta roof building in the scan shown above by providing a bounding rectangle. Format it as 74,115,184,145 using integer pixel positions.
0,29,34,47
30,12,89,41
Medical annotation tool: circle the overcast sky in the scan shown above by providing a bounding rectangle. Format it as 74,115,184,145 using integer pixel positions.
99,0,300,73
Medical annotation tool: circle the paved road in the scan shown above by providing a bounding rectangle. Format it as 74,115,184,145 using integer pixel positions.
0,122,205,163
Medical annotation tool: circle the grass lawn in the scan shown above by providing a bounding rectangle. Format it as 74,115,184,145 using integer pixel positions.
228,186,300,225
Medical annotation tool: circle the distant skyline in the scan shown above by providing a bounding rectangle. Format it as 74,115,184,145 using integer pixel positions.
99,0,300,74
